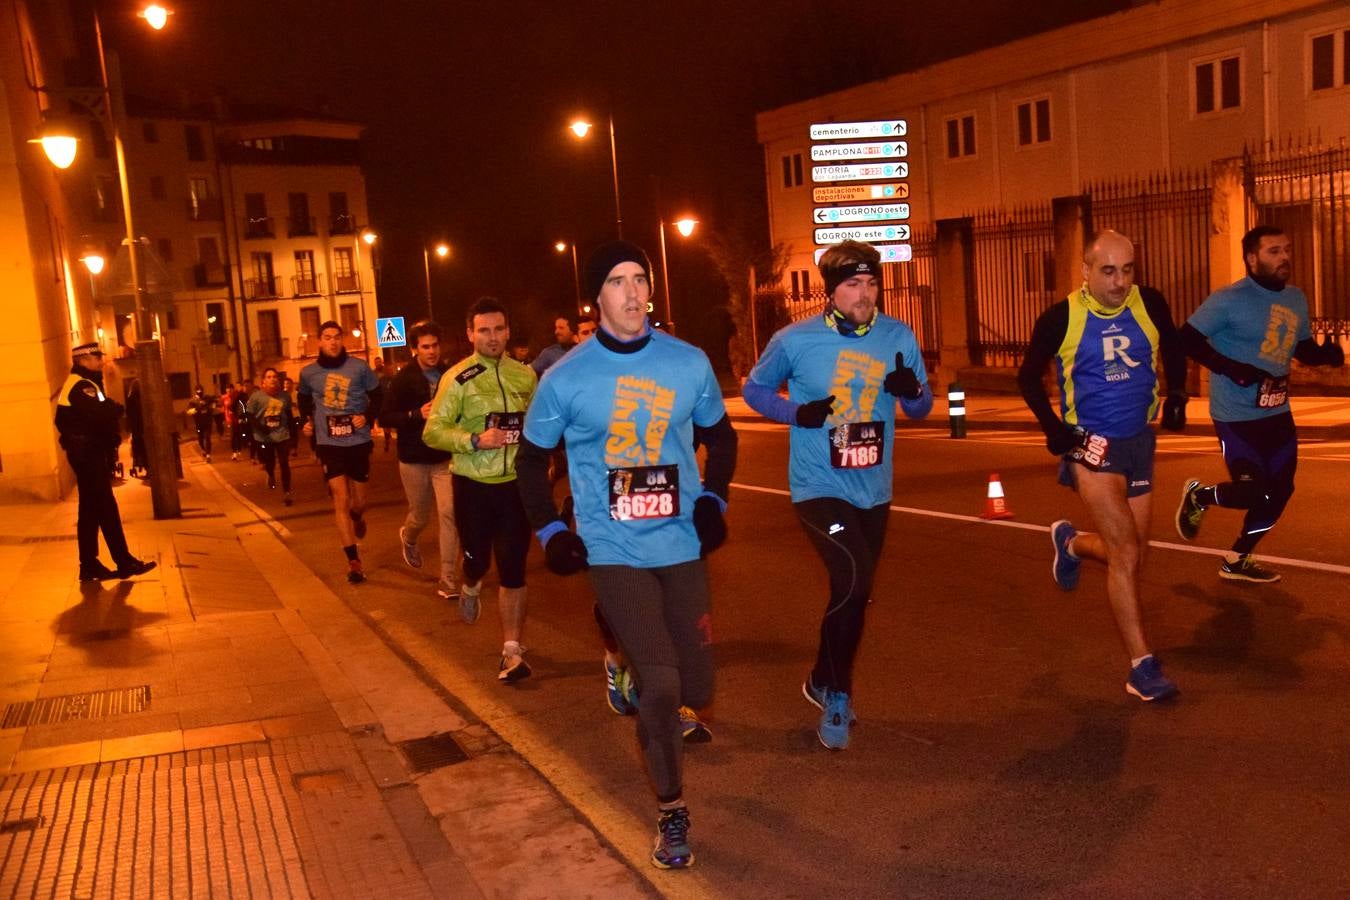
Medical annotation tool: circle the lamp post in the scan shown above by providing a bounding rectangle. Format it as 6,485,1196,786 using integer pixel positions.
353,227,378,357
657,216,698,333
423,241,449,321
569,113,623,238
34,6,181,517
555,241,582,311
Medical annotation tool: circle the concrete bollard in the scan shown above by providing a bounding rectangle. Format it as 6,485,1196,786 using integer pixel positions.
948,381,966,439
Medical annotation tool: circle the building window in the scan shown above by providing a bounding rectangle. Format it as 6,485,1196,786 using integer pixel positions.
168,372,192,400
205,301,226,344
184,124,206,161
300,306,321,338
945,115,976,159
1194,54,1241,114
93,175,120,221
1016,98,1051,146
287,192,313,236
244,193,271,238
329,191,353,233
1311,29,1350,91
165,308,178,330
142,122,158,143
294,250,317,295
156,237,173,261
339,302,361,336
195,236,226,287
333,247,357,292
781,152,804,189
249,252,276,298
150,175,166,200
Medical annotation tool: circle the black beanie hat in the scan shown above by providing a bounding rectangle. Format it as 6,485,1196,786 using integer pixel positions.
584,240,655,302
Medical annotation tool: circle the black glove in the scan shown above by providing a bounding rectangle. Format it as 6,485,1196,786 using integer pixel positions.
543,528,589,575
1217,356,1273,388
883,353,922,399
1161,393,1187,432
1321,340,1346,368
795,395,835,428
1046,421,1079,456
693,494,727,557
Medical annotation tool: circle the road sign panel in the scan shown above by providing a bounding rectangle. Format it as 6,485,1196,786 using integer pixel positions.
809,120,907,140
811,162,910,183
813,203,910,224
814,243,913,264
814,225,912,245
376,316,406,348
812,183,909,203
809,141,907,162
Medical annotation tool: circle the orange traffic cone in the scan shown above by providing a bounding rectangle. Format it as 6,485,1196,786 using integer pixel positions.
980,472,1015,520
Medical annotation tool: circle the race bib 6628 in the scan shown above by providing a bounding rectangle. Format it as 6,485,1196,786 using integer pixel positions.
608,464,679,521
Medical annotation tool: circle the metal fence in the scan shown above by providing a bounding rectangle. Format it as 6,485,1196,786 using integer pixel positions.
1244,141,1350,339
1086,169,1212,322
968,204,1056,368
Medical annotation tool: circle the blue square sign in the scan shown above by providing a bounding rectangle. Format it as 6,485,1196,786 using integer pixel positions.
375,316,406,348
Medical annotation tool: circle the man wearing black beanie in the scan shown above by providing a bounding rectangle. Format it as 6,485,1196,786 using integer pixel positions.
516,240,738,869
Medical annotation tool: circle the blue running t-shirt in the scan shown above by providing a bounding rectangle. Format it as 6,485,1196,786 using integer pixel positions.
524,331,726,568
1188,276,1311,422
298,355,380,447
746,313,928,508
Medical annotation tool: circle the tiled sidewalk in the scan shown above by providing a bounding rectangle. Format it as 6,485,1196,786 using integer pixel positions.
0,458,650,898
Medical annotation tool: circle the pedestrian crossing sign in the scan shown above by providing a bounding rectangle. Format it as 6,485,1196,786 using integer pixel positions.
376,316,406,348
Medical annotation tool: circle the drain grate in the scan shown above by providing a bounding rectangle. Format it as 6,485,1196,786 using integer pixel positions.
396,733,469,773
1,685,150,729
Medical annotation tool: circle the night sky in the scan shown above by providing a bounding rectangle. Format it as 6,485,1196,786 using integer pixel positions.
103,0,1128,357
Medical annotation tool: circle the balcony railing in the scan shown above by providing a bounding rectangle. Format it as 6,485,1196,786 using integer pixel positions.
295,334,318,358
244,216,274,238
187,197,222,221
193,262,229,288
330,213,356,234
334,273,361,293
253,337,289,362
243,276,279,299
287,215,316,237
292,273,324,297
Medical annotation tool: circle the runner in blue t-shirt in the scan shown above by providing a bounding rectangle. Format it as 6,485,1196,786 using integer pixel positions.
1176,225,1345,583
297,321,382,584
517,241,737,871
743,239,933,750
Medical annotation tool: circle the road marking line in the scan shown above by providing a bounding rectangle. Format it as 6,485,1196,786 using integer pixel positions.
200,464,292,539
730,482,1350,577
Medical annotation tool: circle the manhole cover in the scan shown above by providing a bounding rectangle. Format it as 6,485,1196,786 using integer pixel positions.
397,734,469,773
1,685,150,729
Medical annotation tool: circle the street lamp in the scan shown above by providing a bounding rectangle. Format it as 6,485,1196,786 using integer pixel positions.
31,5,180,517
555,241,582,311
423,241,450,321
350,227,378,357
658,216,698,333
568,112,623,238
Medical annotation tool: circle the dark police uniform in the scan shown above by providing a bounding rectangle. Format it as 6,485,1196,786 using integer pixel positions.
55,343,154,581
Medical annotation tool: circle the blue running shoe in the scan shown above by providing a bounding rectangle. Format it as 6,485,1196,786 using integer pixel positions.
818,689,851,750
802,675,857,724
605,659,638,716
1050,519,1080,591
1126,656,1179,702
679,706,712,743
651,807,694,869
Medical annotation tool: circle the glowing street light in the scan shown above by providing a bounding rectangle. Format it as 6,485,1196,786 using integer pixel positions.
79,253,106,275
30,120,80,169
658,215,699,332
361,229,378,246
423,240,450,320
568,112,622,238
138,4,172,30
555,240,582,310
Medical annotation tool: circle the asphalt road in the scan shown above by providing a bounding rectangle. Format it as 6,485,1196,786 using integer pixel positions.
214,419,1350,899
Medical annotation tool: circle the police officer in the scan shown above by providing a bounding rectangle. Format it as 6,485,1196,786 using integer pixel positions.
55,342,157,582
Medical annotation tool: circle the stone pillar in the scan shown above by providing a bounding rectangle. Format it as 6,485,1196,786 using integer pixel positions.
935,217,974,379
1197,157,1249,396
1052,194,1088,298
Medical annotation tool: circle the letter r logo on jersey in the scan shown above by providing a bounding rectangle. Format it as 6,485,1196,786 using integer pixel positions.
1102,335,1141,368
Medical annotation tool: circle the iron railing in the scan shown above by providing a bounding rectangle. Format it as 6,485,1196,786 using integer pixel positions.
291,274,324,297
968,204,1056,367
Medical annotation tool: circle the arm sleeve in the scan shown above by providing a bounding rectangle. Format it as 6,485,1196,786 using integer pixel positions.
1142,287,1188,393
898,334,933,420
421,373,474,453
1179,322,1229,374
297,391,313,422
1017,302,1069,437
694,414,737,501
743,333,798,424
365,385,384,422
515,437,559,530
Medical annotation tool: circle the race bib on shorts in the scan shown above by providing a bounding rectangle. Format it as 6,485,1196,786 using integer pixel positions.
485,411,524,444
608,465,679,521
327,414,354,438
1070,430,1110,471
828,421,884,469
1257,375,1289,409
264,414,282,429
